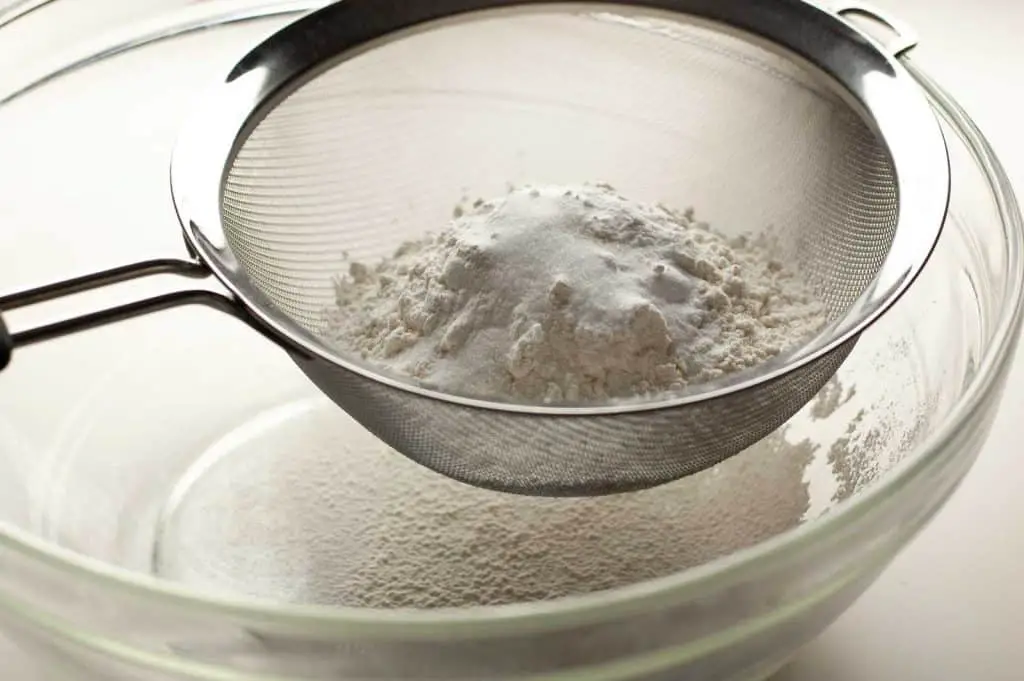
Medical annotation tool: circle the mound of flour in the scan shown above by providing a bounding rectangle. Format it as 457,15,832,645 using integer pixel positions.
326,183,825,403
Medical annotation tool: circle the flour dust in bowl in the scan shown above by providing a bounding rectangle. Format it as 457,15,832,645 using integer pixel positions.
0,0,949,497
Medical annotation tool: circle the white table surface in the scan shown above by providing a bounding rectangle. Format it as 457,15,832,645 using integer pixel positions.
4,1,1024,678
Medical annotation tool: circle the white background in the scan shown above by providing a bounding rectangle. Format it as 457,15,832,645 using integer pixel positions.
3,0,1024,678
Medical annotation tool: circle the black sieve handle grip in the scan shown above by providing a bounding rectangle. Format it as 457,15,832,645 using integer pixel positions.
0,313,11,371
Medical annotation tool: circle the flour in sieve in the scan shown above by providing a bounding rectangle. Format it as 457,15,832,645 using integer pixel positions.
326,183,826,402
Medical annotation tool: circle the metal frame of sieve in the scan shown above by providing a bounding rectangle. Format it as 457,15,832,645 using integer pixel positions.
0,0,951,496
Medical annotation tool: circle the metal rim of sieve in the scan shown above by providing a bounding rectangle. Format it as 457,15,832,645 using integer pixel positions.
168,0,950,416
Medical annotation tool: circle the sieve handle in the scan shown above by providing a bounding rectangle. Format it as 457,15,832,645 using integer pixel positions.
832,2,919,57
0,259,244,371
0,315,10,372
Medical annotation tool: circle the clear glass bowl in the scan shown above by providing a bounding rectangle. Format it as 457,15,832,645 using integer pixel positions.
0,1,1020,679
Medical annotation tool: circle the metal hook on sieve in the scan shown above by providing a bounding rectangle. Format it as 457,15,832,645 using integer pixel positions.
832,1,919,57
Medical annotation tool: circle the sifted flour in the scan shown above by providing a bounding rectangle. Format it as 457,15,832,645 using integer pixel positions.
156,356,927,610
327,183,826,403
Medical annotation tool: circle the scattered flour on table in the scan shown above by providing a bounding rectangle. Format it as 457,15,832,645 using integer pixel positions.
326,183,827,403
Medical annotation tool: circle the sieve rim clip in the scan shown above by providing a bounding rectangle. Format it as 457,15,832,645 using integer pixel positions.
832,2,919,57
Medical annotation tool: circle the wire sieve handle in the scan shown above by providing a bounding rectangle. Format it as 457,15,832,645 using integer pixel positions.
832,2,919,57
0,259,244,371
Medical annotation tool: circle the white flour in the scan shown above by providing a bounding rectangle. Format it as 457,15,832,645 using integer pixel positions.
157,364,926,610
327,183,826,402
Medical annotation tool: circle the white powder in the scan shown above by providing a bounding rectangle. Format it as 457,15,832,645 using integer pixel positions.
156,315,929,613
327,183,826,403
156,398,816,609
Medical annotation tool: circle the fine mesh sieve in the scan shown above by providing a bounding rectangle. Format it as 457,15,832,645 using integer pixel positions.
0,0,950,496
